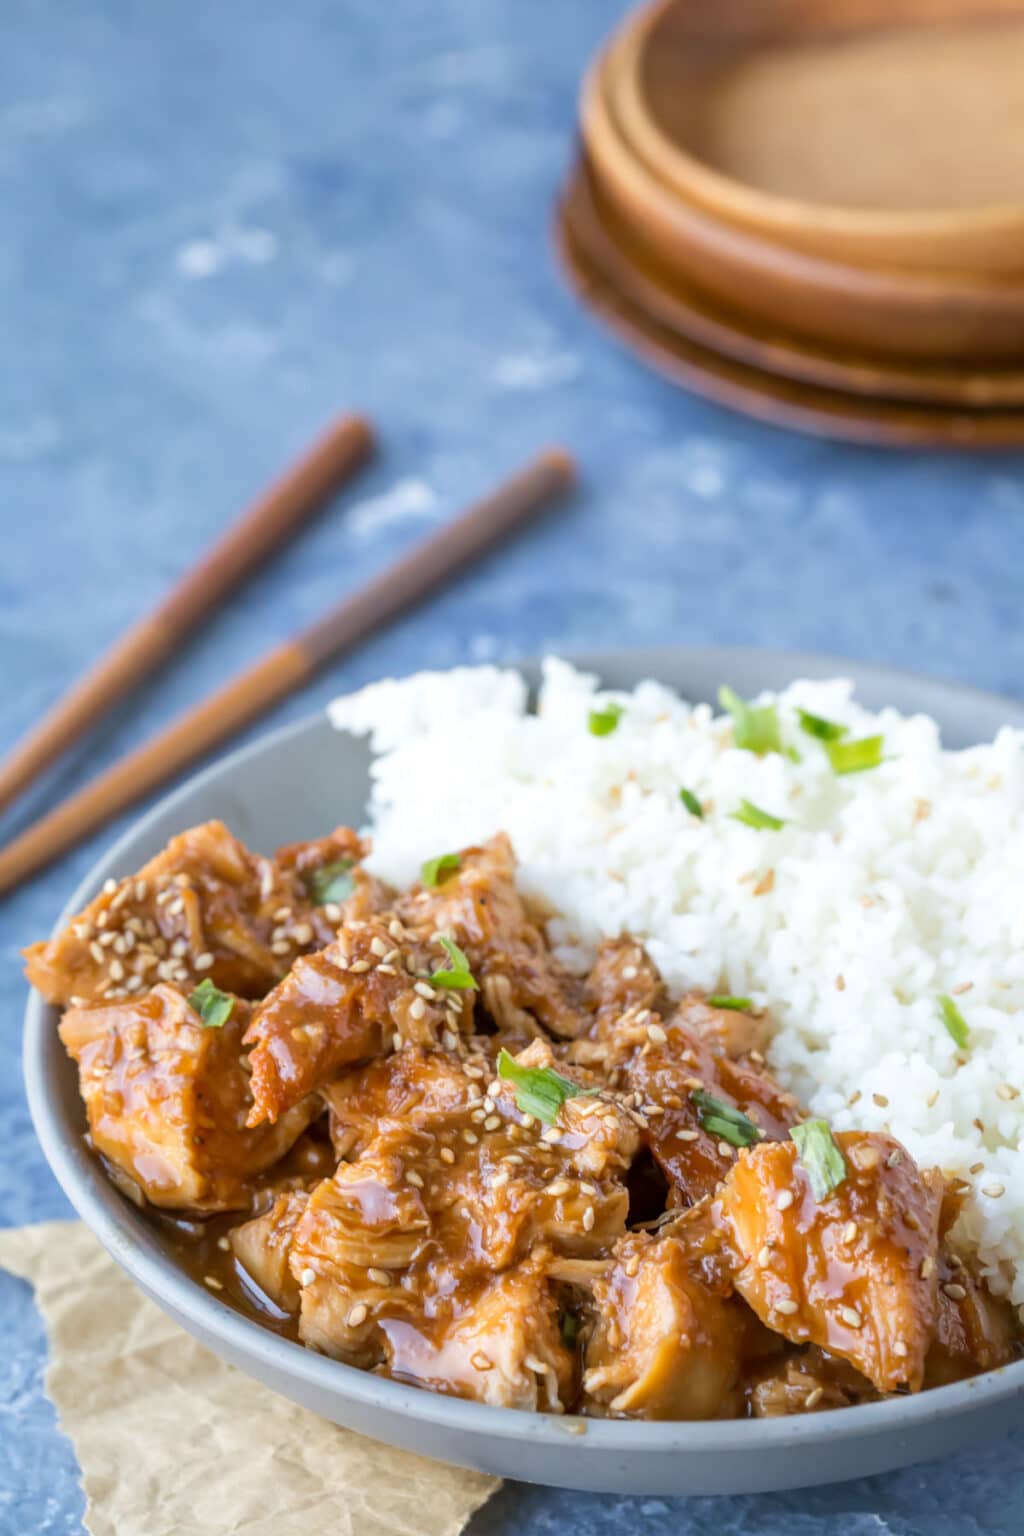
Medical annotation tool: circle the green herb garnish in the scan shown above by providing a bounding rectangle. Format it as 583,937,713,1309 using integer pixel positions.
187,977,234,1029
308,858,356,905
719,685,782,756
938,994,969,1050
561,1312,580,1348
730,799,787,831
679,787,704,819
421,853,461,888
797,709,849,742
690,1088,762,1148
707,995,754,1013
497,1047,592,1125
428,936,478,991
790,1120,847,1201
825,735,884,776
589,702,624,737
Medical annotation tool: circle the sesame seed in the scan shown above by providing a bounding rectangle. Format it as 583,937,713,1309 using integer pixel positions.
370,936,388,957
996,1084,1018,1101
951,981,972,995
440,1147,455,1164
843,1221,858,1244
677,1129,699,1143
347,1304,369,1327
273,906,292,921
462,1129,478,1145
389,920,405,941
203,1275,223,1291
970,1162,985,1174
873,1093,889,1108
167,898,185,917
853,1145,881,1171
983,1183,1006,1199
484,1115,501,1131
324,903,342,922
217,1236,231,1252
840,1306,862,1329
887,1150,902,1168
125,975,144,993
409,997,427,1021
921,1256,936,1279
491,1169,509,1189
805,1387,824,1409
383,949,401,965
776,1299,799,1316
757,1245,772,1267
621,966,638,981
893,1339,908,1358
367,1267,391,1286
195,952,214,971
776,1190,794,1212
88,941,105,965
470,1351,493,1372
102,879,117,895
171,938,188,958
582,1206,595,1232
943,1283,968,1301
271,940,291,956
547,1179,571,1196
414,981,436,1000
470,1108,486,1123
300,1267,316,1286
541,1128,562,1145
406,1169,424,1188
926,1090,940,1108
349,959,371,973
293,923,314,946
442,1031,459,1052
717,1140,735,1159
646,1023,667,1045
134,881,148,901
391,1033,403,1052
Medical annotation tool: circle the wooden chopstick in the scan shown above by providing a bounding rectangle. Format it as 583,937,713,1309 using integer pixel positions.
0,446,575,896
0,413,375,819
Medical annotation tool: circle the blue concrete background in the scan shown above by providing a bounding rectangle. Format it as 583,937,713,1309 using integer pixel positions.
2,1,1023,1530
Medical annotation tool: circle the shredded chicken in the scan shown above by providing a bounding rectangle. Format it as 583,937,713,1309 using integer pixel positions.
29,821,1021,1419
59,984,316,1210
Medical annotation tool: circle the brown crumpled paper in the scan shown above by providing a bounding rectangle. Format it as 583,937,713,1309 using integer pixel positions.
0,1221,498,1536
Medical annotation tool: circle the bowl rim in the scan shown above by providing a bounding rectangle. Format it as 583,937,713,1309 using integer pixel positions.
616,0,1024,250
23,645,1024,1459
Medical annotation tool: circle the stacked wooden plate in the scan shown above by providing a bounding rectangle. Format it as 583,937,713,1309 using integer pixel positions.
555,0,1024,445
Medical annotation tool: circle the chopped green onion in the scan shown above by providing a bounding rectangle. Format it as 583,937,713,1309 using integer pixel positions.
797,709,848,742
719,685,782,756
497,1047,593,1125
679,787,704,819
428,935,478,991
187,977,234,1029
560,1312,580,1348
707,995,754,1013
938,994,969,1050
308,858,356,905
790,1120,847,1201
825,735,884,776
589,702,624,737
421,853,461,888
690,1088,762,1148
730,799,787,831
784,745,803,764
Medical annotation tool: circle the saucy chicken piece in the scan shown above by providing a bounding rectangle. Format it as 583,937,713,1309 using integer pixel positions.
395,835,588,1039
25,821,361,1007
716,1132,943,1393
925,1249,1020,1385
582,1212,745,1420
243,918,470,1126
675,994,773,1063
58,984,316,1210
747,1346,880,1416
230,1189,310,1312
583,939,665,1026
572,1004,799,1206
273,1047,636,1406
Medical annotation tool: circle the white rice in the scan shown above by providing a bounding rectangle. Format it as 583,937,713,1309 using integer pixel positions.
330,658,1024,1306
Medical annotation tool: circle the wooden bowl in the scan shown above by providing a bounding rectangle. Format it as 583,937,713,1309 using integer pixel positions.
563,160,1024,408
581,46,1024,361
612,0,1024,276
554,163,1024,447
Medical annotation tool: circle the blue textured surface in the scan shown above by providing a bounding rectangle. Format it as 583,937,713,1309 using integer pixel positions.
2,1,1024,1531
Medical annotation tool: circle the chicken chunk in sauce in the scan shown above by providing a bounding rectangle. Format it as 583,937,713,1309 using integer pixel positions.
28,821,1021,1421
